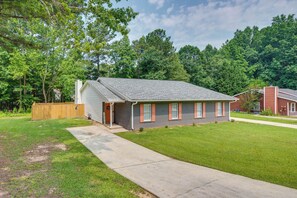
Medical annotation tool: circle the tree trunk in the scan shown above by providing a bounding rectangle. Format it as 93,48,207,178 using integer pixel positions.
42,76,47,103
19,79,22,110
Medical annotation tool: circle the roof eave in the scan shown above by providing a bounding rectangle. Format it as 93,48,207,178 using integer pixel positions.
127,98,237,102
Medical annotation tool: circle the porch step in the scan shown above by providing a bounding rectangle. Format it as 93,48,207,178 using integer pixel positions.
100,124,128,133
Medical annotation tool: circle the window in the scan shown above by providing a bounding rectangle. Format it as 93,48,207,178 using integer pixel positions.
171,103,178,120
143,104,151,121
291,103,296,112
196,102,202,118
217,102,223,116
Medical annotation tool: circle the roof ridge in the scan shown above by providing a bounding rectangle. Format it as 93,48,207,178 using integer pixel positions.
98,77,184,83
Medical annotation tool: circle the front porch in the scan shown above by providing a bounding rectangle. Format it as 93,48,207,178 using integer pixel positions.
102,102,128,130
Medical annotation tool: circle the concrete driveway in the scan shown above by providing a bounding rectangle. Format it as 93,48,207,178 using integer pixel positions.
67,126,297,198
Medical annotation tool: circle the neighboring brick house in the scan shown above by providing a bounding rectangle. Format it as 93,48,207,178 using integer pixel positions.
231,86,297,116
75,77,235,130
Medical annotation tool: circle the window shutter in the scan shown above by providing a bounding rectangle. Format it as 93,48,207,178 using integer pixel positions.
215,102,218,117
140,104,144,123
203,102,206,118
151,104,156,122
178,103,182,120
168,103,172,120
222,102,225,116
194,103,197,118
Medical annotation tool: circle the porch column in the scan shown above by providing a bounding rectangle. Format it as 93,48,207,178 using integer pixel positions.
110,103,113,128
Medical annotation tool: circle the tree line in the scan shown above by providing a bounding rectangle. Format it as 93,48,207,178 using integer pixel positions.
0,1,296,111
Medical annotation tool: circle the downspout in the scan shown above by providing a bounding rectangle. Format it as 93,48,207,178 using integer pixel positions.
229,102,231,121
131,101,138,130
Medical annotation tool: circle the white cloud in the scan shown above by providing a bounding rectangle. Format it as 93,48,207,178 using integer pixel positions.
128,0,297,49
166,4,174,14
148,0,165,9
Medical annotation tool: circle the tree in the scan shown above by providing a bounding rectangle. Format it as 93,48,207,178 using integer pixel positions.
0,0,137,50
110,36,137,78
133,29,189,81
208,55,249,95
8,50,30,110
239,90,261,113
178,45,212,87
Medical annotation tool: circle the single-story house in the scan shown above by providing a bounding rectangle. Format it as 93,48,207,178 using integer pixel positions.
75,77,235,130
231,86,297,116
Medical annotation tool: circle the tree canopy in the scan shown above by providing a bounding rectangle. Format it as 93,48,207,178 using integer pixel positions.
0,7,296,113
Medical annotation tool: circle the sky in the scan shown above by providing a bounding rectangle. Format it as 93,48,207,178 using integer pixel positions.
116,0,297,50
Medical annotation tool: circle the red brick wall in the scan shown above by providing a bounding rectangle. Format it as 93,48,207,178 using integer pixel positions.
230,97,243,111
278,98,289,116
264,86,278,114
230,94,264,112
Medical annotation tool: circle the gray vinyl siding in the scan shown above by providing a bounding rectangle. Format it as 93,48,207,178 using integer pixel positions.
81,84,105,123
114,102,132,129
131,101,230,130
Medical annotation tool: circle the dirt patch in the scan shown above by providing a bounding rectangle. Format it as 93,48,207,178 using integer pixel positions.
0,142,66,196
133,190,156,198
0,190,10,198
25,143,67,164
54,144,67,151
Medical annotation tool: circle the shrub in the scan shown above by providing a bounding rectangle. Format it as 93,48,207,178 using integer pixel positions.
215,121,218,124
12,107,18,114
192,123,196,126
231,119,235,122
165,125,168,128
139,127,144,132
260,109,273,116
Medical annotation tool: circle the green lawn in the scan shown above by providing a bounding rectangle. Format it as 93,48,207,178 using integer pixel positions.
118,122,297,189
231,112,297,125
0,116,144,197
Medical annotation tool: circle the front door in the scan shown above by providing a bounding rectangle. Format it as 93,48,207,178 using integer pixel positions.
105,103,110,124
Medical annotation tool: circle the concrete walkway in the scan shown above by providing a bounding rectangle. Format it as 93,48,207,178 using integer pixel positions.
254,115,297,121
231,117,297,129
67,126,297,198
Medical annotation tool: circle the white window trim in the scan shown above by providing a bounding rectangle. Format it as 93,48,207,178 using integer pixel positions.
171,103,179,120
217,102,223,117
196,102,203,118
290,103,296,112
143,104,152,122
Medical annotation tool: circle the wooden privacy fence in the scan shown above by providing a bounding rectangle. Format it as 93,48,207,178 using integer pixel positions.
32,103,84,120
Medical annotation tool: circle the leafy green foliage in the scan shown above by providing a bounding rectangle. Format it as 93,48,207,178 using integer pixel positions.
239,90,261,113
133,29,189,81
260,109,274,116
1,11,296,112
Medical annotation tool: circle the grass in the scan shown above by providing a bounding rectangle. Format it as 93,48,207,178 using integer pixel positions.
118,122,297,189
231,112,297,125
0,116,143,197
0,111,30,118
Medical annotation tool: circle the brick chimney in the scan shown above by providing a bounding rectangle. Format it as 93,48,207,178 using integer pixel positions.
263,86,278,114
75,80,83,104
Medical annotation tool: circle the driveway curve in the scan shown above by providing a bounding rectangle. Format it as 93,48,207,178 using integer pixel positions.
67,126,297,198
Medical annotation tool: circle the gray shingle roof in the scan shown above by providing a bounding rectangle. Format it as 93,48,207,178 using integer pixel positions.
98,77,235,102
279,89,297,102
86,80,124,102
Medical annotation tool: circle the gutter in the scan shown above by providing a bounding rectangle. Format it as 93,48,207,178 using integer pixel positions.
131,101,138,130
128,99,237,102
